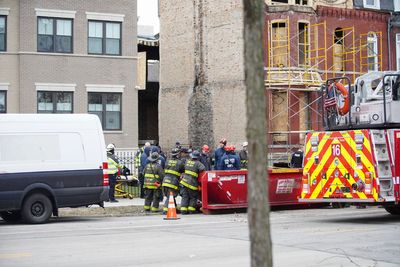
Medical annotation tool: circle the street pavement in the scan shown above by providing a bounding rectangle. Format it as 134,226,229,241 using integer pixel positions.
1,206,399,267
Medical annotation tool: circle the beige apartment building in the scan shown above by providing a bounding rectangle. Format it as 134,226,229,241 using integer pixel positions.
0,0,138,149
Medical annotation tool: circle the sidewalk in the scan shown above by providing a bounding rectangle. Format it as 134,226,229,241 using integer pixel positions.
103,196,182,208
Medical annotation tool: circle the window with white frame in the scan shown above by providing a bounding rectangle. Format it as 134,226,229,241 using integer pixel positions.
397,34,400,72
0,16,6,51
0,91,6,113
38,17,73,53
37,91,73,113
88,21,121,55
363,0,380,9
367,32,378,72
88,92,121,130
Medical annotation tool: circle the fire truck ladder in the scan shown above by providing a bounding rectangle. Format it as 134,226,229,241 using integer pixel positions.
370,130,395,201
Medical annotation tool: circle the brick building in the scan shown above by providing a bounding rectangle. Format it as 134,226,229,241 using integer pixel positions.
0,0,138,149
264,0,399,162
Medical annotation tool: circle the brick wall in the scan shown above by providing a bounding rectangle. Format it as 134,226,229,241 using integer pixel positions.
160,0,246,151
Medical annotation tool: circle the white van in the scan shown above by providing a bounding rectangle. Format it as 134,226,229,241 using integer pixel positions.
0,114,109,223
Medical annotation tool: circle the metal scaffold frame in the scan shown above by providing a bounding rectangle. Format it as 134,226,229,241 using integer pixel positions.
265,17,384,164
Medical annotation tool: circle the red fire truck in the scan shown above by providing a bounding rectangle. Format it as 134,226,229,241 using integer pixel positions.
300,72,400,215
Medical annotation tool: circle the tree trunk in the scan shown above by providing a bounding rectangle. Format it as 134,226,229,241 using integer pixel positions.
243,1,273,267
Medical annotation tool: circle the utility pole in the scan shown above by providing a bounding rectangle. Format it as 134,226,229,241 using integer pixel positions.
243,0,273,266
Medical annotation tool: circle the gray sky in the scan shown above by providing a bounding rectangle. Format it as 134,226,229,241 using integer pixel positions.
137,0,159,34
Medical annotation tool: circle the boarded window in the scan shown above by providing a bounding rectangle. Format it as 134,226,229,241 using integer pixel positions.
271,22,288,67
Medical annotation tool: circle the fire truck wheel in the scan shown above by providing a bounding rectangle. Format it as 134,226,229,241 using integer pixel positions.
384,205,400,215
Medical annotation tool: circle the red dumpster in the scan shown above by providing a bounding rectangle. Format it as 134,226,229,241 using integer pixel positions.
199,168,304,213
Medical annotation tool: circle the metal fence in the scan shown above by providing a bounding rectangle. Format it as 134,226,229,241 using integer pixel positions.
115,149,140,198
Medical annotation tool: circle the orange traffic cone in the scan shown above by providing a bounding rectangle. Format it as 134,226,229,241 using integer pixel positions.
164,192,180,220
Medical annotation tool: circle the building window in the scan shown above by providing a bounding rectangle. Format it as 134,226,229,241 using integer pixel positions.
367,32,378,71
37,91,73,113
88,93,121,130
0,16,6,51
298,22,309,67
397,34,400,71
363,0,380,9
88,21,121,55
38,17,73,53
271,21,289,67
395,0,400,11
333,28,345,72
0,91,6,113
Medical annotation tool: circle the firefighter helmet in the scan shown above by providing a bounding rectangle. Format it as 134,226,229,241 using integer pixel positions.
202,145,209,153
171,148,180,156
190,150,200,159
242,141,248,147
148,152,160,162
106,143,115,152
225,145,235,152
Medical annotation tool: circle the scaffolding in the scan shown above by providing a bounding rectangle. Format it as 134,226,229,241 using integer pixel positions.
331,27,357,82
265,17,384,165
359,31,383,73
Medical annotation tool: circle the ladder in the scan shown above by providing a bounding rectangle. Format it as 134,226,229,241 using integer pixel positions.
370,130,394,201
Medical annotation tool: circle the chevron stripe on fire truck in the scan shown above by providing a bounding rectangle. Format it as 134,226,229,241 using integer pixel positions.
302,130,379,201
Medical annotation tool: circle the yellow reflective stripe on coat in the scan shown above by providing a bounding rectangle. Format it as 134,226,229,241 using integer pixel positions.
165,169,181,176
145,173,160,178
144,185,158,189
162,183,178,190
185,170,198,177
180,180,198,190
188,206,196,211
107,157,121,174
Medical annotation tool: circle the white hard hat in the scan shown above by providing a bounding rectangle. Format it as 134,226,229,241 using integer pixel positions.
242,141,248,147
106,143,115,152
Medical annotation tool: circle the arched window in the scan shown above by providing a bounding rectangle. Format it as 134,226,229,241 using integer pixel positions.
367,32,378,71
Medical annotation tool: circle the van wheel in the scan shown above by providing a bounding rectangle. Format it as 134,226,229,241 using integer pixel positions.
0,211,22,223
21,194,52,224
384,205,400,215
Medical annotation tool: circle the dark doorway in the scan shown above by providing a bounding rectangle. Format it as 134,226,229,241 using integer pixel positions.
138,43,159,144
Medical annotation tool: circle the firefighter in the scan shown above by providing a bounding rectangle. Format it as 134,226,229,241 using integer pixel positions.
180,150,205,214
162,148,185,214
143,152,164,212
106,143,123,202
134,142,151,170
180,147,190,164
214,138,227,170
290,149,303,168
239,142,248,169
199,144,212,171
218,145,240,170
139,145,152,198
